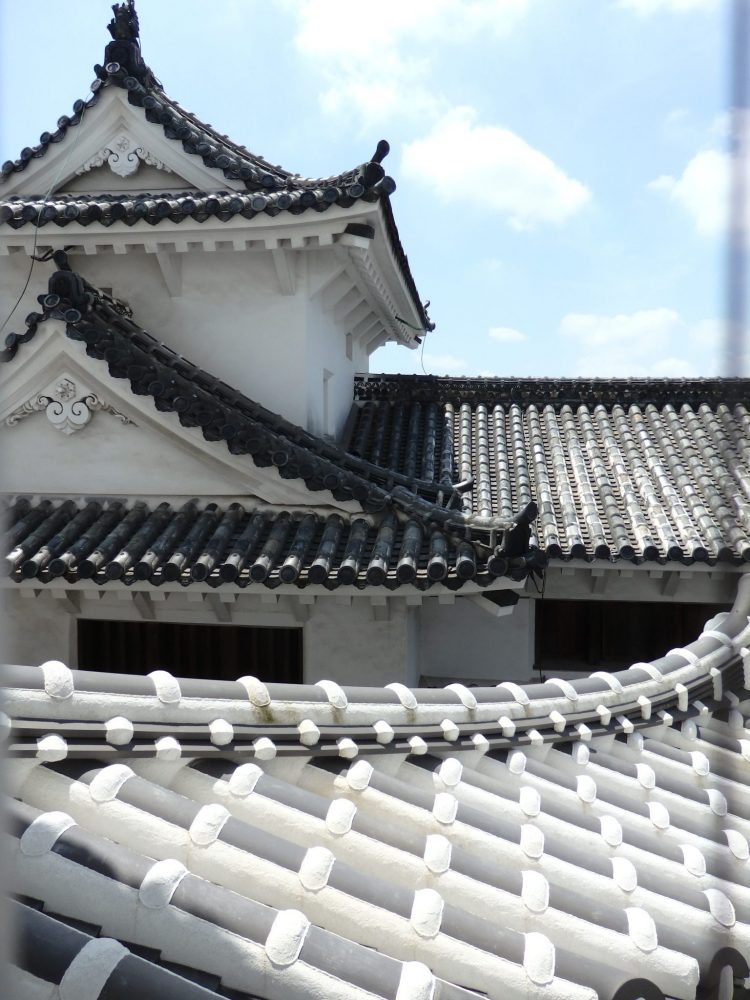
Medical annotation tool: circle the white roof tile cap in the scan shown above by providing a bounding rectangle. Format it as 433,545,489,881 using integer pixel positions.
527,728,544,747
635,663,663,682
689,750,710,775
36,734,67,762
315,679,348,710
326,798,356,835
298,846,335,892
668,647,700,665
20,811,76,856
596,705,612,726
680,844,706,877
266,910,310,967
519,786,541,818
523,932,555,986
576,774,597,804
547,677,579,702
681,719,698,741
702,629,734,648
437,758,463,788
520,824,545,859
724,828,749,860
228,762,262,797
148,669,181,705
189,803,230,846
253,737,276,760
617,715,635,734
423,834,452,874
410,888,444,938
89,763,135,803
373,720,395,744
59,938,128,1000
611,857,637,892
432,792,458,825
575,722,592,741
706,788,728,816
591,671,624,694
471,732,489,754
236,675,271,707
209,719,234,746
674,683,689,712
346,760,373,791
522,870,549,914
703,888,736,927
396,961,435,1000
600,815,623,847
297,719,320,746
710,667,723,700
440,719,460,741
445,683,477,710
408,735,428,755
627,731,644,752
496,681,530,706
635,763,656,789
549,710,566,733
139,859,188,908
657,709,674,727
738,738,750,763
105,717,134,746
337,737,358,759
499,716,516,737
647,801,670,829
386,682,418,710
508,750,527,775
40,660,74,700
637,696,652,720
704,611,730,632
625,908,658,952
155,736,181,760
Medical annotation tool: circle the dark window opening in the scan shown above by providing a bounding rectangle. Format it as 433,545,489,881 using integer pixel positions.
535,599,730,673
76,619,303,684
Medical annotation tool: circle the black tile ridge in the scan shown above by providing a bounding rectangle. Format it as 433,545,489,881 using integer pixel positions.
354,373,750,409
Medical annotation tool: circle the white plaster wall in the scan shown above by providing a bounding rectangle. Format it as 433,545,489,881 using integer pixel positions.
4,591,74,666
303,600,418,686
417,598,535,684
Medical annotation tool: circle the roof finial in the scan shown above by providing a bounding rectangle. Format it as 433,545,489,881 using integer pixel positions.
108,1,139,43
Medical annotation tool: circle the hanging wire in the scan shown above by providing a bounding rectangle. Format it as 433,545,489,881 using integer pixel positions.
726,0,750,376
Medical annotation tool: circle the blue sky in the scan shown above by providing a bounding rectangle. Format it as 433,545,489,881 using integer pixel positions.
0,0,742,377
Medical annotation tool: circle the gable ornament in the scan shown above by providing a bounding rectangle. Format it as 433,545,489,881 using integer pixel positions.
5,376,135,436
76,133,167,179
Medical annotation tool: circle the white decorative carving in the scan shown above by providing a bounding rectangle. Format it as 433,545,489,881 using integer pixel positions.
5,375,135,436
76,132,168,179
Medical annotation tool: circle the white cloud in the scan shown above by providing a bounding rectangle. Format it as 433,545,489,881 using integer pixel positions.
649,148,729,236
401,107,590,229
559,307,705,375
489,325,527,342
617,0,717,14
371,346,470,376
290,0,529,123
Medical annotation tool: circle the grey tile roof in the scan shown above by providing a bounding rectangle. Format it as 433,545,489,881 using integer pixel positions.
350,375,750,564
4,577,750,999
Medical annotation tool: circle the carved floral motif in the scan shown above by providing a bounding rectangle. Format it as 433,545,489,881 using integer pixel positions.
76,132,168,179
5,377,135,436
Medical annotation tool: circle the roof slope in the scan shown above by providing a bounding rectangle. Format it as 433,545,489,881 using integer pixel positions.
5,577,750,999
350,374,750,565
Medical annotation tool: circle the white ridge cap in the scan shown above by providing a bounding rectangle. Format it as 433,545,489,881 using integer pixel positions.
724,828,750,860
89,763,135,803
423,834,452,874
387,682,418,710
410,888,444,938
209,719,234,746
326,798,356,835
680,844,706,877
105,716,134,746
689,750,710,776
155,736,181,760
148,669,181,705
433,792,458,825
59,938,128,1000
702,629,734,648
576,775,597,804
496,681,530,706
298,846,335,892
445,683,477,710
647,801,670,830
139,859,188,908
298,719,320,746
396,961,435,1000
591,671,624,694
600,815,623,847
519,786,541,818
20,811,76,856
346,760,373,791
315,679,348,710
635,763,656,790
706,788,727,816
228,762,263,797
635,663,663,682
40,660,74,700
520,824,545,859
521,870,549,913
626,907,658,952
703,888,736,927
668,647,700,665
36,734,67,762
266,910,310,967
236,675,271,707
189,803,230,846
547,677,579,702
437,758,463,788
523,932,555,986
611,857,638,893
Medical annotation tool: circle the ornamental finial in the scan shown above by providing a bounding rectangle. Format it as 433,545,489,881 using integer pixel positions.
108,1,139,43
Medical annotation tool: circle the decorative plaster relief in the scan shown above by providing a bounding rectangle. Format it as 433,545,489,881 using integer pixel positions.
76,132,168,179
5,375,134,436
